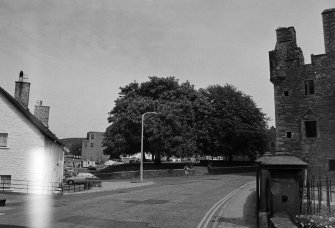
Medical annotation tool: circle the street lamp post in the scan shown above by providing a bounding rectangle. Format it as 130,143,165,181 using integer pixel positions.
141,112,158,182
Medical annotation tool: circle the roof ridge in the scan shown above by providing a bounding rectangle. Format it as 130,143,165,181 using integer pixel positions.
0,86,63,146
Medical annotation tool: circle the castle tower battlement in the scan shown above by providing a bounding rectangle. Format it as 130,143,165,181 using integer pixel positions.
276,27,296,44
269,27,304,84
322,8,335,53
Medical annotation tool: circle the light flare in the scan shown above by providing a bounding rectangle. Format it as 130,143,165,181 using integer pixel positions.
27,148,53,227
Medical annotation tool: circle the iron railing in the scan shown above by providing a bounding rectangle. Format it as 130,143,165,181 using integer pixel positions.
302,176,334,215
0,178,101,195
0,179,62,194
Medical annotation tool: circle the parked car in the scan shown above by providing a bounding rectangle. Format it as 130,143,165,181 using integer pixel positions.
104,160,124,166
64,172,98,184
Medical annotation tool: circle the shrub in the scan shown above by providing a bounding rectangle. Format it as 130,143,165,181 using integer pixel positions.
295,214,335,228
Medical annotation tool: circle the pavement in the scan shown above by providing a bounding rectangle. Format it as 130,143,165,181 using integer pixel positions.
212,180,257,228
0,180,156,207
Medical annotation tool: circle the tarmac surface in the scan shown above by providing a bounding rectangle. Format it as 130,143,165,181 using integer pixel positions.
212,181,256,228
0,174,257,228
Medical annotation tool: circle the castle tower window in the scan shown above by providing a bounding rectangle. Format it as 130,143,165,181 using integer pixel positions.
284,91,289,96
329,160,335,171
304,80,315,95
286,132,292,138
0,175,11,189
305,120,317,137
91,134,94,140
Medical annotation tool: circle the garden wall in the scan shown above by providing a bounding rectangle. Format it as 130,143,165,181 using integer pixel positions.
95,169,187,180
207,166,256,175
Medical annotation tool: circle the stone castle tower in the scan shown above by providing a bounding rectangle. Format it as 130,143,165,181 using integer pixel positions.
270,8,335,176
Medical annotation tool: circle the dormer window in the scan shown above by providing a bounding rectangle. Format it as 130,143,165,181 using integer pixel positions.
304,80,315,95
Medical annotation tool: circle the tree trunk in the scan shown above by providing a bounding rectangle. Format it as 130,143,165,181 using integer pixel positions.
228,153,233,162
154,150,161,164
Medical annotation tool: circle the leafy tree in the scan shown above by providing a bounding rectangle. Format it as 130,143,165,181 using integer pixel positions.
103,77,208,163
103,78,269,163
59,138,84,156
200,84,269,161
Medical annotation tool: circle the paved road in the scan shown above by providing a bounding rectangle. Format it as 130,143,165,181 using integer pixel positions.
0,174,255,228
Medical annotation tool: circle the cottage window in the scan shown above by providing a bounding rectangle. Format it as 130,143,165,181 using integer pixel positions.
304,80,315,95
305,121,317,137
91,143,94,147
329,160,335,171
84,142,87,147
286,132,292,138
0,175,11,189
0,133,8,147
284,91,289,96
91,134,94,140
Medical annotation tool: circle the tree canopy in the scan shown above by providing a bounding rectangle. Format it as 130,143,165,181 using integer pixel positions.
199,84,269,160
103,77,269,162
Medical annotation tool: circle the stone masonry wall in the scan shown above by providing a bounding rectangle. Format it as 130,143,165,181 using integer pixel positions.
14,81,30,109
34,104,50,127
270,9,335,177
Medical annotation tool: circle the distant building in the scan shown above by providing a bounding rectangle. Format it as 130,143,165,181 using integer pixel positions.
81,131,109,163
269,8,335,176
0,71,64,192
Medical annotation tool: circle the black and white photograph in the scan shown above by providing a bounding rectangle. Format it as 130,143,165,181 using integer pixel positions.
0,1,335,227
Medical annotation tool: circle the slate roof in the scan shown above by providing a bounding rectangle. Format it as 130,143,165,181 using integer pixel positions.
0,86,63,146
256,152,307,167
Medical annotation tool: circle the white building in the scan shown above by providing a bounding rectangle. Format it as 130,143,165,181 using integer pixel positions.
0,71,64,193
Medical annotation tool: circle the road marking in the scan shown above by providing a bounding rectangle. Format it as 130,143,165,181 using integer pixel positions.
197,181,254,228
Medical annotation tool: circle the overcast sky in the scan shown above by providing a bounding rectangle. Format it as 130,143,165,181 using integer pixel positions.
0,0,334,139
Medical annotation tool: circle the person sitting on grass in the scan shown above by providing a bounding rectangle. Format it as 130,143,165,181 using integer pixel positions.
184,164,192,177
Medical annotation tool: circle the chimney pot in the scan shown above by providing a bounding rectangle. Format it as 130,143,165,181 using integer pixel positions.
36,100,43,106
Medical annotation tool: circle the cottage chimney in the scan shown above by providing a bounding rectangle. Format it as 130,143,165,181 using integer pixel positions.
34,100,50,127
322,8,335,53
14,71,30,109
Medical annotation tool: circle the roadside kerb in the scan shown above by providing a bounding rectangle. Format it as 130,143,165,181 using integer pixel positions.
197,180,255,228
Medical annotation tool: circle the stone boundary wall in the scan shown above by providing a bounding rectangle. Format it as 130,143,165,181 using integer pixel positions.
199,160,254,167
95,166,255,179
95,169,187,180
208,166,256,175
270,217,297,228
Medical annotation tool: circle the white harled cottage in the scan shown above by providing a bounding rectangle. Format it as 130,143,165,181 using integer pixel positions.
0,71,64,193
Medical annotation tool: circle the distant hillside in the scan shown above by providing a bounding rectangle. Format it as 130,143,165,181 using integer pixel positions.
60,138,85,156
